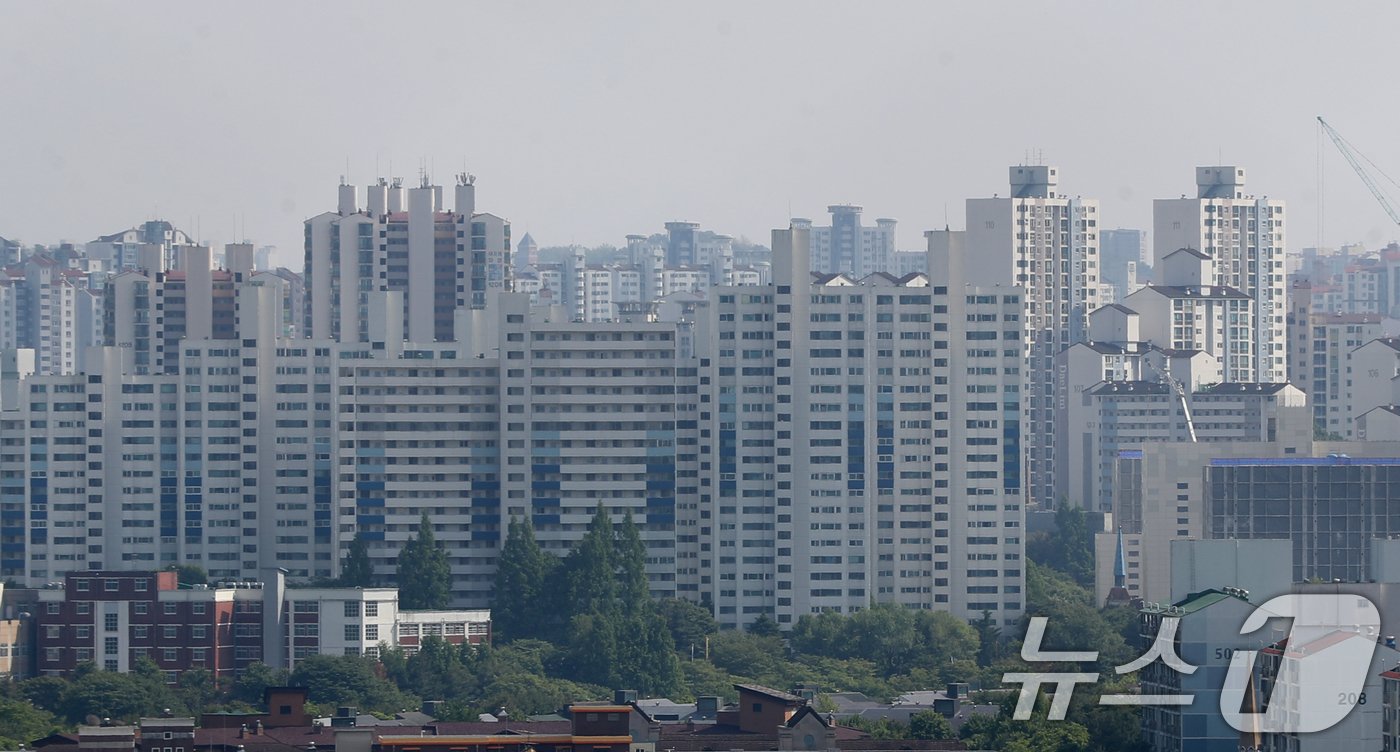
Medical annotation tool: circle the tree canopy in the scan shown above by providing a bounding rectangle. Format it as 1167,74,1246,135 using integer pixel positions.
397,513,452,610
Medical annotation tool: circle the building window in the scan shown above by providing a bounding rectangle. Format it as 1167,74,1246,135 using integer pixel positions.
134,602,148,615
76,602,90,615
75,579,89,592
105,637,118,655
191,625,206,640
163,603,178,615
104,613,119,632
162,648,178,662
45,603,59,615
365,624,378,641
76,626,90,640
364,602,378,618
134,626,148,639
104,579,119,592
344,624,359,641
163,626,178,640
192,603,206,615
344,601,360,618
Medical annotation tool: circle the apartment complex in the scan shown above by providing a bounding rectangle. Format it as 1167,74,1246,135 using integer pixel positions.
85,221,197,273
694,226,1026,628
1099,227,1149,304
0,284,336,583
965,165,1100,507
789,205,898,277
0,252,103,375
341,294,692,607
303,176,511,343
1154,166,1287,383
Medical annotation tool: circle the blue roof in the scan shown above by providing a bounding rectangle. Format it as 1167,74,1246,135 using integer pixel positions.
1209,457,1400,466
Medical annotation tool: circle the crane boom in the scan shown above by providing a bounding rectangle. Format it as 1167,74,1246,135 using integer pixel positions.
1317,116,1400,227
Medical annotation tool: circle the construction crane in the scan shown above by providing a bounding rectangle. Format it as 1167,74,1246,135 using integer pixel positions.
1144,357,1197,442
1317,116,1400,227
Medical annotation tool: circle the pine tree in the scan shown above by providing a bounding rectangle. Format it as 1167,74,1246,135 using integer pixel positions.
616,510,649,612
339,532,374,587
397,513,452,610
563,504,616,616
492,518,553,641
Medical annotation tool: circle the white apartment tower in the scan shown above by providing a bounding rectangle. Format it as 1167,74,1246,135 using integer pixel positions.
696,227,1026,629
0,284,335,583
1154,166,1287,382
965,166,1100,507
303,176,511,343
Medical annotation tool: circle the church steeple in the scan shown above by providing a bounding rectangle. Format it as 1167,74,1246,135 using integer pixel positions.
1114,526,1127,590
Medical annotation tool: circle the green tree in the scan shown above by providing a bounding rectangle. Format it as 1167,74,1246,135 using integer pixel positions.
397,513,452,610
707,631,786,680
492,518,554,641
164,563,208,587
658,598,718,654
20,676,68,715
563,504,617,616
289,654,417,714
562,611,618,687
59,659,178,724
788,611,846,656
1029,505,1095,586
912,609,981,681
0,698,57,749
339,532,374,587
231,662,289,706
908,710,955,740
842,716,909,739
481,673,606,718
973,610,1004,667
746,613,781,637
175,669,223,717
616,510,649,611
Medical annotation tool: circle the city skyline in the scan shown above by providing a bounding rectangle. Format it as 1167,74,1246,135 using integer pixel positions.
6,2,1400,266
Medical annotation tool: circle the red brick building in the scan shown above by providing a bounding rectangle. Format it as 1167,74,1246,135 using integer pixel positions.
33,571,265,681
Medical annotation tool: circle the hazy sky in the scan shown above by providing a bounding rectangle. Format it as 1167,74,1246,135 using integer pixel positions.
4,2,1400,267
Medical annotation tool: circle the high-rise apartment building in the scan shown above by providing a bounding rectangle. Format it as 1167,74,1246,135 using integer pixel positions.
1099,228,1149,304
694,227,1026,628
965,165,1100,507
1,283,335,583
303,176,511,343
101,245,251,375
1120,248,1260,382
0,252,103,375
85,220,196,273
662,222,734,286
1154,166,1288,382
339,294,693,607
789,206,897,277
